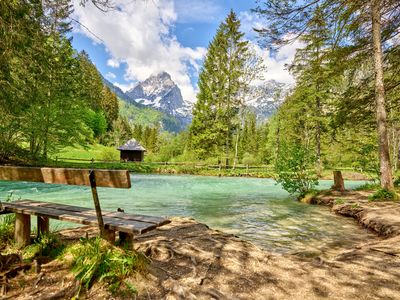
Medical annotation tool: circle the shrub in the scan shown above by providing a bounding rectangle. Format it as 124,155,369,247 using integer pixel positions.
368,188,398,201
66,237,147,295
275,142,318,197
100,147,119,161
242,152,257,166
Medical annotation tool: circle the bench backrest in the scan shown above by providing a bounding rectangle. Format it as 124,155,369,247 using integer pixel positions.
0,166,131,188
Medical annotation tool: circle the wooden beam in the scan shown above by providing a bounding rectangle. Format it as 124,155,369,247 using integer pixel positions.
89,170,105,238
103,229,115,242
118,232,133,248
37,216,49,237
15,213,30,248
0,166,131,188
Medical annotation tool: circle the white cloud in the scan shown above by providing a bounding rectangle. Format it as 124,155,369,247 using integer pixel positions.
252,41,303,85
114,82,136,93
239,11,302,85
105,72,116,80
73,0,206,102
107,58,120,68
239,11,268,40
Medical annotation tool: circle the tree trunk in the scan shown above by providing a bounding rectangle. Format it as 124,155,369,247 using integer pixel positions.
316,96,322,176
233,129,240,170
371,0,393,189
275,115,281,160
332,170,345,192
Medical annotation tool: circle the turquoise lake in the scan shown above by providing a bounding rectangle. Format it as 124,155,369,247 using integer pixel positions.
0,174,374,255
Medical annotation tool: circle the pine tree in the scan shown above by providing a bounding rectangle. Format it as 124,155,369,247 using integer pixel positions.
289,7,333,174
101,86,119,130
189,11,254,164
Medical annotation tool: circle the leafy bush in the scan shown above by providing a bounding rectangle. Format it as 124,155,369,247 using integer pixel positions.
242,152,257,166
368,188,398,201
100,147,119,161
275,142,318,197
67,237,147,295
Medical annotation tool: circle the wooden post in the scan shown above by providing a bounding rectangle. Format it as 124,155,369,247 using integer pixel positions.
15,213,31,248
103,228,115,242
89,170,105,239
37,216,49,237
332,170,345,192
119,232,133,248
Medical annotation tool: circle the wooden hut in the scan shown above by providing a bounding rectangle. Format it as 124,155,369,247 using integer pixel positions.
117,139,146,162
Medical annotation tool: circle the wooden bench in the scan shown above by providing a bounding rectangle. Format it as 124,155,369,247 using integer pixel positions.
0,166,170,247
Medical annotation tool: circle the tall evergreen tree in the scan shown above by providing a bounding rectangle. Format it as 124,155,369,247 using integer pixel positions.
289,7,333,174
190,11,255,164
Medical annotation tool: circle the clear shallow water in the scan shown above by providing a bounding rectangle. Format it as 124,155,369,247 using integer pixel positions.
0,174,374,255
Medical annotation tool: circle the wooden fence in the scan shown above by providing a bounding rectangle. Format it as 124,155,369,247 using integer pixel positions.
54,157,274,171
54,157,369,174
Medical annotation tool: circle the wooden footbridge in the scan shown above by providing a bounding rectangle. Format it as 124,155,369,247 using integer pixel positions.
0,166,170,247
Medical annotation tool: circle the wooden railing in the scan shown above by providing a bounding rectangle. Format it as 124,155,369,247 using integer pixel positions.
54,157,274,171
54,157,372,173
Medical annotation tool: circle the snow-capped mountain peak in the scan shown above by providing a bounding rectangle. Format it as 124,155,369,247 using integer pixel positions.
125,72,192,128
245,80,293,120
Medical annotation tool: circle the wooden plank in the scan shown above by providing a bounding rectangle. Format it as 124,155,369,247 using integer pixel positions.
0,166,131,188
15,213,30,248
2,202,156,234
102,211,170,226
15,200,170,226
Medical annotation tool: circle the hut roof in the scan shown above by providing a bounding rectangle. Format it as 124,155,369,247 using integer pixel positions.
117,139,146,151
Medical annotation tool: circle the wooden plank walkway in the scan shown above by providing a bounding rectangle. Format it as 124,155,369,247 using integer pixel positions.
0,200,170,235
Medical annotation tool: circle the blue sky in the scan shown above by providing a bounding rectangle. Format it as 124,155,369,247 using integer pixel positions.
71,0,298,101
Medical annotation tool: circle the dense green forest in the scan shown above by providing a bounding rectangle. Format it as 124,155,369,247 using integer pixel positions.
1,1,400,194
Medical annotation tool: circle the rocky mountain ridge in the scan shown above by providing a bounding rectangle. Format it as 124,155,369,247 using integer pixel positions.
104,72,291,132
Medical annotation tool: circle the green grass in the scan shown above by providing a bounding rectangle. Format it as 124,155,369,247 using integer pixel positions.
353,182,380,191
334,198,345,205
0,193,17,248
368,188,399,201
65,237,148,295
23,233,65,261
52,144,119,161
